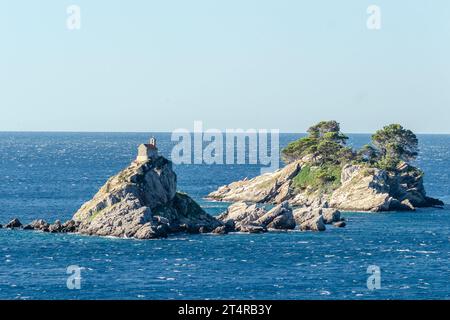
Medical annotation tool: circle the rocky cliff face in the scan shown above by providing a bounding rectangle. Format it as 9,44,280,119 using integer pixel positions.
72,156,221,239
208,160,302,204
330,163,444,211
208,160,444,212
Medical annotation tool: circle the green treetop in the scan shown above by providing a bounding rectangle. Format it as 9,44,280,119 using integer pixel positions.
283,121,419,172
282,120,351,165
370,124,419,170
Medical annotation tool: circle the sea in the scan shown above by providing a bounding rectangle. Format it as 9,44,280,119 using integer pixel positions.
0,132,449,300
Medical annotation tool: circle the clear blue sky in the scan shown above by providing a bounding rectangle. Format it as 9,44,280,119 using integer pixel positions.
1,0,449,133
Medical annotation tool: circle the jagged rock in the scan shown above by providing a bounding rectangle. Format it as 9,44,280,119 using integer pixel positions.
240,225,267,233
72,156,221,239
321,208,341,224
293,207,340,228
331,163,443,212
329,165,392,212
208,161,302,203
5,218,22,229
299,215,326,232
386,162,443,208
134,222,167,239
256,201,296,230
217,202,265,231
289,193,328,208
333,221,346,228
61,220,79,233
293,207,317,224
25,219,50,231
293,208,325,231
48,220,63,233
211,226,228,235
217,201,295,233
223,219,236,232
400,199,416,211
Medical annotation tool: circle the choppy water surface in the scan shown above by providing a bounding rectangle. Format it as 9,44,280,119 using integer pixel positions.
0,133,449,299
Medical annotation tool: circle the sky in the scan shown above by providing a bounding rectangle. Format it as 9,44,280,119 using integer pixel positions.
1,0,449,133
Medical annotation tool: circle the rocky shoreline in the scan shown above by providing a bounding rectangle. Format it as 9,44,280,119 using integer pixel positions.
0,200,345,236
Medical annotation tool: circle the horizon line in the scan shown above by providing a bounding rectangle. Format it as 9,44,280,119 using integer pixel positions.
0,130,449,135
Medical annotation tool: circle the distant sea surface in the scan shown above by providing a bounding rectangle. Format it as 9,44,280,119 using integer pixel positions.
0,133,449,300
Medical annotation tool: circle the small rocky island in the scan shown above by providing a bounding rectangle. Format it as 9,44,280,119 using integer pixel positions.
12,138,223,239
209,121,444,216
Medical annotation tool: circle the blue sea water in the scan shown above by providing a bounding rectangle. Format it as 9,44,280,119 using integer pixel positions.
0,132,449,300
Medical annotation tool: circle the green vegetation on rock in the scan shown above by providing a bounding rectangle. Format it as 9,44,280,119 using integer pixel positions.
283,121,348,193
208,120,442,212
284,121,420,172
283,120,421,194
292,164,342,194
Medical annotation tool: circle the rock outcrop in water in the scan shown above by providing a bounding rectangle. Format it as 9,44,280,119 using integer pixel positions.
208,158,444,212
293,206,344,231
217,201,295,233
71,155,222,239
4,218,22,229
215,201,343,232
328,162,443,211
1,141,225,239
